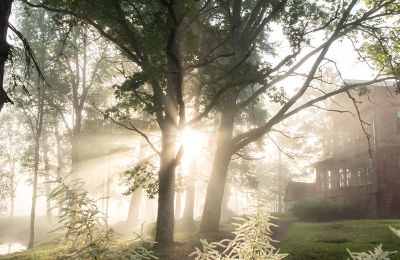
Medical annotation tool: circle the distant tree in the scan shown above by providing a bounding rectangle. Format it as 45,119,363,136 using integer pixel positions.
0,110,26,216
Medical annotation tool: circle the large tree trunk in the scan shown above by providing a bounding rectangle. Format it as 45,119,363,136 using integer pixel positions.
199,107,235,234
155,125,177,247
182,158,196,225
0,0,13,112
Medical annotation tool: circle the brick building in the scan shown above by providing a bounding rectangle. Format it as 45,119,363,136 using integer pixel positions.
314,81,400,218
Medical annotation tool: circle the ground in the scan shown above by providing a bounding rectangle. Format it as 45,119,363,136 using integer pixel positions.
280,219,400,260
1,219,400,259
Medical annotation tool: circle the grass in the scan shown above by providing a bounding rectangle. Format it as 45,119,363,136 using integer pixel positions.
280,219,400,260
1,219,400,259
0,242,65,260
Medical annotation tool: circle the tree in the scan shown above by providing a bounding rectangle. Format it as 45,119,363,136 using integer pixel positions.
22,0,399,245
198,0,399,233
22,0,212,246
0,0,14,111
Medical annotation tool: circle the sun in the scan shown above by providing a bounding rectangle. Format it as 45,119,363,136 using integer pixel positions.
178,127,204,168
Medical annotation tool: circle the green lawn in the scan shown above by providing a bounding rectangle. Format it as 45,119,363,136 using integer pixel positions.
0,243,65,260
280,219,400,260
2,219,400,259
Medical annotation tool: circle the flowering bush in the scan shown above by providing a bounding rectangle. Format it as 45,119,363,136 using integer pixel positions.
190,211,288,260
346,226,400,260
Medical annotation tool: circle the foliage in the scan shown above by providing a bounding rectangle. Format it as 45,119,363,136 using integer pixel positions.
190,211,288,259
346,227,400,260
120,161,158,199
50,176,113,259
50,176,159,259
346,245,396,260
291,199,361,221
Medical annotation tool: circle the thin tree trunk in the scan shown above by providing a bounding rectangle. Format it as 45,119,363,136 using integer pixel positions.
28,87,44,249
54,116,63,216
175,191,182,220
221,184,232,219
199,107,236,234
182,158,196,225
28,10,46,247
126,138,147,226
127,189,142,227
43,128,52,222
9,173,14,217
0,0,13,111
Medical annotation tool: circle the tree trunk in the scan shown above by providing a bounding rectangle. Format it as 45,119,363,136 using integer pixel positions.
175,191,181,220
0,0,13,112
28,11,46,246
28,88,44,249
126,137,147,226
43,129,52,222
155,126,177,247
199,107,236,234
221,183,233,219
9,173,14,217
71,109,81,174
127,189,142,227
182,158,196,225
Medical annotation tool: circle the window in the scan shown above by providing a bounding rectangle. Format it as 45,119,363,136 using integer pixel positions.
327,170,332,189
345,166,352,187
339,168,345,188
357,164,367,186
397,111,400,130
320,172,326,191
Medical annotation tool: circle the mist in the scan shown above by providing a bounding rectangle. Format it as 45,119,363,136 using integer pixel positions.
0,1,399,259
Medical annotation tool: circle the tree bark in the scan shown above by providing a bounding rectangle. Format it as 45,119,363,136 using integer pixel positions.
155,126,177,246
0,0,13,112
199,106,236,234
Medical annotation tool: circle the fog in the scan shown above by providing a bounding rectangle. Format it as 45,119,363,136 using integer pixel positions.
0,1,398,259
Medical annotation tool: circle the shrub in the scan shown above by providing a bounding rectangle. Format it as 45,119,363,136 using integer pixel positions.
50,176,158,260
346,226,400,260
291,199,361,221
190,211,288,259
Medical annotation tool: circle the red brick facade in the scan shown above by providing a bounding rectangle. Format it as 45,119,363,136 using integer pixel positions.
315,83,400,218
